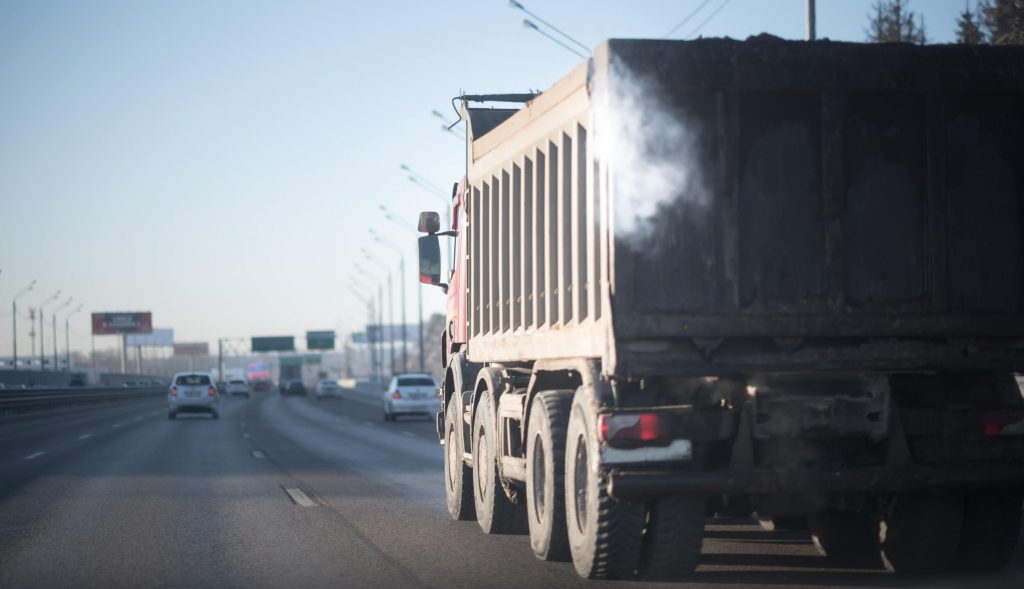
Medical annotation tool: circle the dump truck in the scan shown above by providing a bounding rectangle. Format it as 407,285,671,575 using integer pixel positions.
415,37,1024,580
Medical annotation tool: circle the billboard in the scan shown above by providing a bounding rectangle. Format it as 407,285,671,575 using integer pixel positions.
173,342,209,356
306,330,335,350
251,336,295,352
126,328,174,347
92,312,153,335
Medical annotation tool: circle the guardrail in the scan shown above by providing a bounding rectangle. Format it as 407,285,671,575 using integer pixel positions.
0,386,166,416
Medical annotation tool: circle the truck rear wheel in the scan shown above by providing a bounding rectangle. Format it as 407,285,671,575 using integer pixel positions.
525,390,574,561
565,391,645,579
808,512,879,565
472,390,525,534
878,492,964,574
953,488,1023,572
637,495,705,579
444,398,475,521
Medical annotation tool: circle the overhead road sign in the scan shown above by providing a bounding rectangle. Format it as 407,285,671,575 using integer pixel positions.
252,336,295,352
174,342,209,356
306,330,335,350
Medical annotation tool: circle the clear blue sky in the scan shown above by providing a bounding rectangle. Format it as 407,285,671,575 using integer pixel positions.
0,0,971,356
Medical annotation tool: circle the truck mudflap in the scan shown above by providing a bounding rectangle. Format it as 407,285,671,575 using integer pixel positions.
606,464,1024,500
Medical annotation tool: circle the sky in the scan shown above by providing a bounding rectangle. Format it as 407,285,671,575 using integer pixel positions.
0,0,973,356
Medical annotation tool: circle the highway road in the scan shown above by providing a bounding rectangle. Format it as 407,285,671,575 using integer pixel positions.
2,388,1022,589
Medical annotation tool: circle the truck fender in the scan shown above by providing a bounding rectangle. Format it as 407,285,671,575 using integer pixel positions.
522,359,607,456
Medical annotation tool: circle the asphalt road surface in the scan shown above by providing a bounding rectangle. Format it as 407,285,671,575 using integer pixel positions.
2,388,1022,589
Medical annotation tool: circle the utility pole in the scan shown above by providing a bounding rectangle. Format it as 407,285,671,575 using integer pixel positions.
65,304,82,372
806,0,816,41
29,308,36,369
218,339,224,382
39,290,61,371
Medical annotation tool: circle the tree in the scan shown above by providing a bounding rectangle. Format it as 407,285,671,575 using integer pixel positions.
865,0,927,44
978,0,1024,44
957,5,985,43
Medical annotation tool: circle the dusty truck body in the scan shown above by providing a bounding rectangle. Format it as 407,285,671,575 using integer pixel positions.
416,37,1024,579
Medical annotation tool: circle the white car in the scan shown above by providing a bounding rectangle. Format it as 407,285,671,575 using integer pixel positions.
383,373,440,421
314,379,342,400
225,379,250,398
168,371,219,419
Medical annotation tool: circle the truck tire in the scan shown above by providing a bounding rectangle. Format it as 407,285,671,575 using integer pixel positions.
637,495,705,579
808,512,879,565
565,391,645,579
525,390,574,561
472,390,525,534
878,492,964,574
444,397,475,521
953,488,1023,572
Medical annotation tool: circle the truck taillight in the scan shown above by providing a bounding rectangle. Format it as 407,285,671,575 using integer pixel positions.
599,413,673,444
171,386,177,397
392,391,402,399
208,386,216,397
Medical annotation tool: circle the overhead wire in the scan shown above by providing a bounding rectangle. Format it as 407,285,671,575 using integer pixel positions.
663,0,716,38
687,0,734,39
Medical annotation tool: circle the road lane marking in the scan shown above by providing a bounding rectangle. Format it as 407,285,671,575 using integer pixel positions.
242,433,250,438
78,434,92,440
112,423,121,428
364,421,375,427
401,431,416,438
251,450,265,459
24,452,45,460
283,487,317,507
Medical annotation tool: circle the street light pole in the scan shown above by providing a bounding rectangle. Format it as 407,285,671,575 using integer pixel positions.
65,304,83,372
371,229,408,373
39,290,61,371
11,280,35,370
380,209,426,372
354,263,387,384
362,248,395,379
53,297,72,372
806,0,816,41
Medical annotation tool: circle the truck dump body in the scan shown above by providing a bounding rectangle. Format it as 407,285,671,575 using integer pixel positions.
463,38,1024,375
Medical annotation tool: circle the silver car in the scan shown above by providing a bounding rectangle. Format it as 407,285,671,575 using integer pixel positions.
383,373,440,421
168,372,220,419
313,379,342,400
225,379,251,398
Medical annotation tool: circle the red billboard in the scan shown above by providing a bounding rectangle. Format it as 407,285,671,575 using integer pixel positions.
91,312,153,335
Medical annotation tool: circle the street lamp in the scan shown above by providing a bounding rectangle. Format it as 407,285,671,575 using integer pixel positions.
65,303,83,372
354,263,388,384
348,285,378,383
11,279,36,370
370,228,408,373
380,211,427,372
38,290,61,371
361,247,396,379
52,297,73,371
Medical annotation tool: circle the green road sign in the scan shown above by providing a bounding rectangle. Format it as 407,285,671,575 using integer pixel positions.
251,336,295,352
306,330,335,350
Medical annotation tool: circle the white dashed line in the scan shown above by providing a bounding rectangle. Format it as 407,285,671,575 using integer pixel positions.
242,433,250,438
24,452,45,460
78,434,92,440
364,421,375,427
251,450,265,459
401,431,416,438
283,487,317,507
112,424,121,428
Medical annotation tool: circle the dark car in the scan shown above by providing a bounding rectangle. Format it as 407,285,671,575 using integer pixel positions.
282,380,306,396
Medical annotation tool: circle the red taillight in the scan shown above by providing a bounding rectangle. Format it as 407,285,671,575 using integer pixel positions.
171,386,177,397
599,413,673,444
392,391,402,399
208,386,216,397
977,410,1024,436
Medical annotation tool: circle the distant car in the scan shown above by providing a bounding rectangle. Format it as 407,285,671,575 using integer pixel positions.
225,379,250,398
313,379,342,400
281,380,306,397
168,371,219,419
383,373,440,421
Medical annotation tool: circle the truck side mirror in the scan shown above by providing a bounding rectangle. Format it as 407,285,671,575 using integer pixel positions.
418,234,447,293
418,211,441,234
